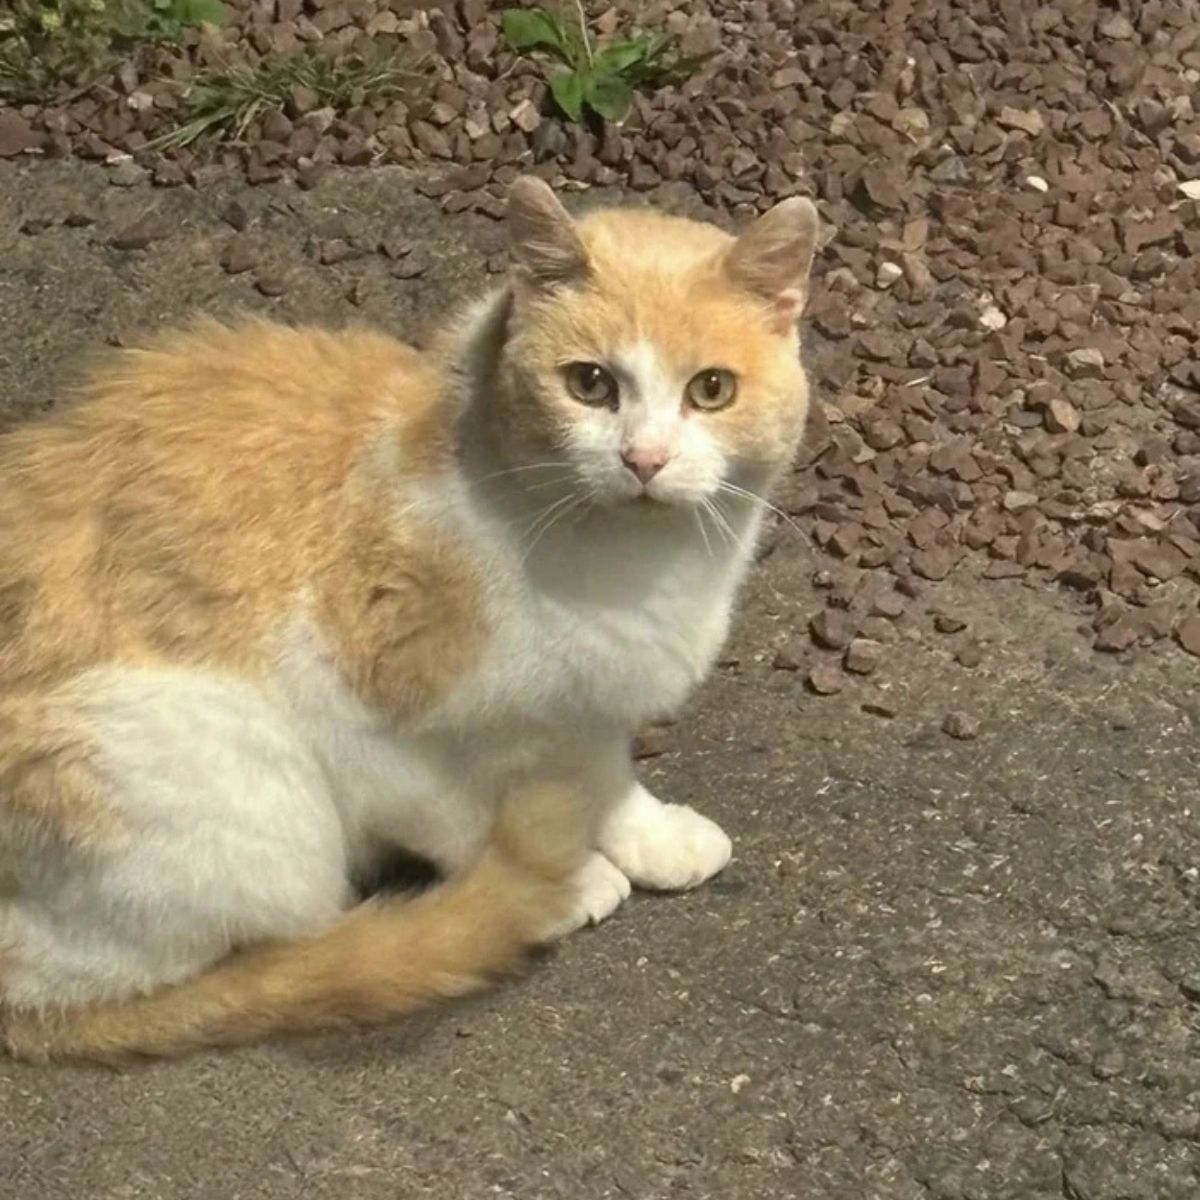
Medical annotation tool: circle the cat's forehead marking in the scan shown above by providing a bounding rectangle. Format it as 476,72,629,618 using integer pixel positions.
612,341,682,406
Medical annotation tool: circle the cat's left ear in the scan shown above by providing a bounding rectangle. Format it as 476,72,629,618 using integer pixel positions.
724,197,820,331
507,176,590,291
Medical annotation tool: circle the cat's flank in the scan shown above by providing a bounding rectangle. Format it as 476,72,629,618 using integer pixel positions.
0,178,817,1061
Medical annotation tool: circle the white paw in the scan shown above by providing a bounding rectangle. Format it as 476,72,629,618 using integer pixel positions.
546,851,631,939
599,790,732,892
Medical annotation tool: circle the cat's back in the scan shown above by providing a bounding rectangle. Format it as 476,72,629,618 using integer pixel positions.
0,318,453,689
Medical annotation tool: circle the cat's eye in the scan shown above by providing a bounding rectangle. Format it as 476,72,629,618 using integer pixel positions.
563,362,618,409
685,368,737,412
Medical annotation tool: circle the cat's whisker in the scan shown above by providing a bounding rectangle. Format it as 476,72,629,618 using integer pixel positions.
520,491,591,564
717,481,813,550
519,492,578,547
693,504,715,560
522,472,582,494
707,496,747,553
470,461,574,487
698,497,729,551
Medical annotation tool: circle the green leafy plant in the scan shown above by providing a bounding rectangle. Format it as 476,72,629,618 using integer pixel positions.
152,45,427,150
0,0,225,102
501,4,706,123
140,0,226,40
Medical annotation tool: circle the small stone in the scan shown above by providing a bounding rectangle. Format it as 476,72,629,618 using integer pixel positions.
807,663,843,695
955,643,984,669
219,236,256,275
288,84,319,116
928,155,969,184
411,120,452,159
871,592,906,620
1177,615,1200,657
1179,181,1200,200
1131,541,1187,582
220,199,249,231
876,261,902,289
979,305,1007,330
1024,175,1049,193
254,269,290,297
844,639,881,675
633,727,670,759
108,215,169,251
1045,399,1081,433
391,249,431,279
108,159,148,187
810,608,853,650
295,162,327,191
997,106,1045,137
911,547,955,581
0,110,42,158
1064,347,1105,378
379,229,413,260
771,639,804,671
1095,615,1140,653
942,711,980,740
509,98,541,134
933,613,967,634
316,238,360,265
861,694,898,718
1003,490,1039,512
152,161,187,188
1098,13,1135,38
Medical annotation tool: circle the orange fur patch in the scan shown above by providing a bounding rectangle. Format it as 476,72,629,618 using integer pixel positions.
0,694,121,848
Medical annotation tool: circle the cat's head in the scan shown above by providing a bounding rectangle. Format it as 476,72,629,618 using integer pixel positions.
486,177,818,509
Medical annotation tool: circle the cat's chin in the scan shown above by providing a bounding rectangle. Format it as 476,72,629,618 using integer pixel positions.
621,491,709,515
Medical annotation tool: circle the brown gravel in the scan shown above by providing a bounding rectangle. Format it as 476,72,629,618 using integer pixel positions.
942,711,981,741
807,662,843,696
4,0,1199,664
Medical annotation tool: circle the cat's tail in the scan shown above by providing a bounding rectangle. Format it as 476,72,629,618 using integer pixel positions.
1,781,583,1064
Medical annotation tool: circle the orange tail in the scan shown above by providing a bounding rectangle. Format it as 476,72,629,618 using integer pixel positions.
2,782,582,1063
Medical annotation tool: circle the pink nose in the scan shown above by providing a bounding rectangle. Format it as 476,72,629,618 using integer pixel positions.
620,447,671,485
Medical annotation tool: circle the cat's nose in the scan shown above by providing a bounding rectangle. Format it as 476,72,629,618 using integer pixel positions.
620,447,671,485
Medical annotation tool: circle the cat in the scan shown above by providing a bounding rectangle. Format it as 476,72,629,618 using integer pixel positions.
0,176,817,1061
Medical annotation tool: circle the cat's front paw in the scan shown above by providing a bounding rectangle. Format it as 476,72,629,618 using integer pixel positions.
546,851,631,939
599,787,732,892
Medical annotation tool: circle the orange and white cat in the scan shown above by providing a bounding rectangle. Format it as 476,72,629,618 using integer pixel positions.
0,178,817,1060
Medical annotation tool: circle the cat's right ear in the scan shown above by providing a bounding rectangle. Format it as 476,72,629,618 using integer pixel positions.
507,177,590,291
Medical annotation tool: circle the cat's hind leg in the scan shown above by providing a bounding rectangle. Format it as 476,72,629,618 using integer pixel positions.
0,668,352,1012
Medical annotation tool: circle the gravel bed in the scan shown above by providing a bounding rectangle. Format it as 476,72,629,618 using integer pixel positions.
3,0,1200,679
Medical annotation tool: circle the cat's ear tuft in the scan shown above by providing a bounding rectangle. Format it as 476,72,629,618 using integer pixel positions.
724,196,820,329
508,176,590,290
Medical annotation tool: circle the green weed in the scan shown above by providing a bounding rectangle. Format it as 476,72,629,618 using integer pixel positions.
152,45,427,151
501,3,708,124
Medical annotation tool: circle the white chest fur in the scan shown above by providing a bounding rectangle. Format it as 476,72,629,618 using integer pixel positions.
274,485,762,874
444,497,759,731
